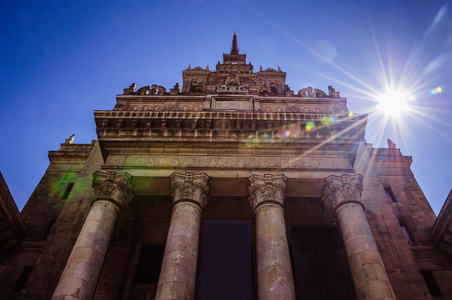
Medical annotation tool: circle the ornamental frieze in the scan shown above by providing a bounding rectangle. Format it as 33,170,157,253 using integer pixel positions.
121,155,336,170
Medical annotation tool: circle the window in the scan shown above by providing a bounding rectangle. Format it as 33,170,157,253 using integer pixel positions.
421,270,443,297
62,182,75,199
397,217,411,242
400,226,411,242
384,186,397,202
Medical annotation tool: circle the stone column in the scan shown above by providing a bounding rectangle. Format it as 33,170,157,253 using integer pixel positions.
248,174,295,300
323,174,396,300
155,172,209,300
52,171,133,300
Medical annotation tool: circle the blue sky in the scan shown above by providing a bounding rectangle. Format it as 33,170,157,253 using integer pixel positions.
1,0,451,214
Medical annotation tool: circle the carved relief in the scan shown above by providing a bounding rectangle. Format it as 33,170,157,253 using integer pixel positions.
177,103,203,111
261,104,286,112
248,174,287,211
92,171,133,211
322,174,363,211
170,172,210,208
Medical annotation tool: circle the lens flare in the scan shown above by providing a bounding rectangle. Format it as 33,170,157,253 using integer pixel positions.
306,122,315,131
429,87,442,95
321,116,330,125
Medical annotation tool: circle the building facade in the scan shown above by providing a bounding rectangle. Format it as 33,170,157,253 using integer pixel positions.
1,34,452,300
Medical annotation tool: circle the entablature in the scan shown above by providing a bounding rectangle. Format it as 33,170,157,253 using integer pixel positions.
113,94,348,113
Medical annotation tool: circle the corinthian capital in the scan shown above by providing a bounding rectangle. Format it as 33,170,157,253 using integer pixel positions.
92,171,133,211
170,172,210,208
248,174,287,211
322,174,363,212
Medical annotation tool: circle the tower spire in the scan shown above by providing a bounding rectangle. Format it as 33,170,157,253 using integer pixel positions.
230,32,239,54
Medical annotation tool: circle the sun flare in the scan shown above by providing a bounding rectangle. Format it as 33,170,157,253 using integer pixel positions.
376,89,414,116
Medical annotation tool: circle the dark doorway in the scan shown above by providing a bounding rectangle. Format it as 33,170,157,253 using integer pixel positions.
197,221,254,300
290,225,356,300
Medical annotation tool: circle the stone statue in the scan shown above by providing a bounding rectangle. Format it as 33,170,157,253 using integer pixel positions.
123,83,136,95
136,86,151,95
152,84,166,95
328,85,341,97
315,89,327,97
170,83,181,95
65,134,75,144
387,139,396,149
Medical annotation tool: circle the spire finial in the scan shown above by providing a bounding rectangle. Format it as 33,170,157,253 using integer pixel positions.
231,32,239,54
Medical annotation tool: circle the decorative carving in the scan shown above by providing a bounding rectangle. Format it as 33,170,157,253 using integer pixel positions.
248,174,287,211
315,89,327,97
297,86,327,98
136,86,151,95
170,172,210,208
387,139,396,149
92,171,133,212
263,67,277,72
65,134,75,144
322,174,364,212
123,83,136,95
151,84,166,95
327,85,340,97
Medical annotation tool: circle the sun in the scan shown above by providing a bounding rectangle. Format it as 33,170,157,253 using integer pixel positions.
376,89,414,116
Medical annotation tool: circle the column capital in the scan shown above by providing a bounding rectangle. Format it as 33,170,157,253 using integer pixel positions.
322,174,363,213
248,174,287,211
92,171,133,212
170,172,210,208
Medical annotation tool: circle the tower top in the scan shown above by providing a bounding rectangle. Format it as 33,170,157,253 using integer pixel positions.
231,32,239,54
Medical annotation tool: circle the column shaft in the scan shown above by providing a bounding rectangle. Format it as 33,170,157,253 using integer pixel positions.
155,202,201,299
249,174,295,300
323,174,396,300
52,171,132,300
336,202,396,300
52,201,119,300
155,172,209,300
256,204,295,300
